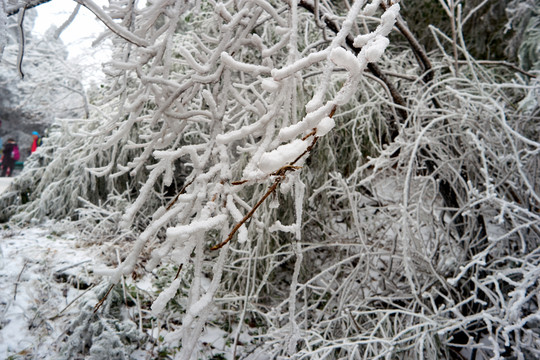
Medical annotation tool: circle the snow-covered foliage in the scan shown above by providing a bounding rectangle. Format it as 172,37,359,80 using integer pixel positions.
1,0,539,359
0,8,88,157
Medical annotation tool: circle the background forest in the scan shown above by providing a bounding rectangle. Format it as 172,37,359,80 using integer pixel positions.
0,0,539,359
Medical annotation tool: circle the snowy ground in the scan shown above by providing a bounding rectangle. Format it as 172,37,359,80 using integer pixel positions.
0,225,101,358
0,177,13,195
0,223,251,359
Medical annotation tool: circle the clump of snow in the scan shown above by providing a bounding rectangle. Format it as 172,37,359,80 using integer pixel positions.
380,3,400,34
261,77,280,92
258,139,309,174
354,32,376,47
152,277,183,315
329,47,364,75
364,36,390,63
363,0,382,16
316,116,335,137
279,103,334,141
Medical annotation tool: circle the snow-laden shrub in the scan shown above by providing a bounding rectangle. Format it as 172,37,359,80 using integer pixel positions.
0,118,133,224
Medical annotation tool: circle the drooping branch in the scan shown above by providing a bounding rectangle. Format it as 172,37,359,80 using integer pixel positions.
74,0,149,47
211,131,320,251
299,0,408,122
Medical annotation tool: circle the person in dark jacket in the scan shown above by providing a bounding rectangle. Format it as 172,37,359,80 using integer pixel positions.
1,138,18,177
0,120,3,157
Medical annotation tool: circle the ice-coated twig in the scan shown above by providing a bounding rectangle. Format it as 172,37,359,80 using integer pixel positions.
74,0,149,47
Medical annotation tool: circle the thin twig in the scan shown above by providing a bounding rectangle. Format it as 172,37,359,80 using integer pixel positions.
166,178,194,211
457,60,537,78
54,259,92,273
174,263,183,280
54,3,81,39
74,0,149,47
93,283,115,313
211,179,282,251
49,284,96,320
231,180,248,185
14,261,28,300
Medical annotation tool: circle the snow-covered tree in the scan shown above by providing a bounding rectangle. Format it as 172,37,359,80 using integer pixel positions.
1,0,539,358
0,5,88,159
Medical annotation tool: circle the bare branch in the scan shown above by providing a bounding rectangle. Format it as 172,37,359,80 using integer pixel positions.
16,6,26,79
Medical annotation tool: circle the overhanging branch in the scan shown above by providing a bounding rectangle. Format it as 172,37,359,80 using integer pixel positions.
299,0,408,122
6,0,51,16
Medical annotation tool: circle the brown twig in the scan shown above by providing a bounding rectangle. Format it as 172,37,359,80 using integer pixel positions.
231,180,249,186
14,261,28,300
212,111,333,250
50,284,96,320
174,263,184,280
93,284,115,313
212,105,339,250
211,179,282,250
291,131,319,166
166,178,194,211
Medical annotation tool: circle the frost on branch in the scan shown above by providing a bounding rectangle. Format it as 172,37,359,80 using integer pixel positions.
69,0,400,356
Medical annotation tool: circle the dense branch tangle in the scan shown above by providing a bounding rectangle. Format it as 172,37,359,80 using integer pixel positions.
86,0,404,357
3,0,539,358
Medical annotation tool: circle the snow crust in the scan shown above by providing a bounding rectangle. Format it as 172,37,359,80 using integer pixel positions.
363,0,382,16
364,36,390,63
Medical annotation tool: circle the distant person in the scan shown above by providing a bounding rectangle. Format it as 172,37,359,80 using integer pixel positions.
31,131,42,153
1,138,20,177
0,120,3,157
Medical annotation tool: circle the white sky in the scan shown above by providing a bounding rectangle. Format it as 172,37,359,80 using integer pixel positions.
32,0,110,84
